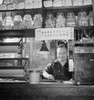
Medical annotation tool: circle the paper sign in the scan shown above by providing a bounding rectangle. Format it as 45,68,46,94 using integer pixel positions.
35,27,74,41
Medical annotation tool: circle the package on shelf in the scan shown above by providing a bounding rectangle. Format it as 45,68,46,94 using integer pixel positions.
33,0,42,8
13,15,23,29
21,14,33,29
4,0,14,4
33,14,43,28
16,2,25,9
25,0,34,9
66,12,77,27
45,13,56,28
43,0,52,7
0,4,7,10
63,0,72,6
3,38,21,42
56,12,66,28
3,14,14,30
83,0,92,5
88,11,93,26
7,3,16,10
0,53,18,58
53,0,63,7
77,11,88,26
14,0,25,4
73,0,83,6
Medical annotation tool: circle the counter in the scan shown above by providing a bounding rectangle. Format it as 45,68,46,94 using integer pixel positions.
0,82,94,100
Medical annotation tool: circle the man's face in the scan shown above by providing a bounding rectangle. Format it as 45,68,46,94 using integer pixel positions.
57,47,67,62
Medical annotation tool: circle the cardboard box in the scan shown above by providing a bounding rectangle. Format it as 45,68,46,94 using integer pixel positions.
73,0,83,6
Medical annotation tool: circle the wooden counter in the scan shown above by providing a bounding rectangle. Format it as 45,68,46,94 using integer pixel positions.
0,82,94,100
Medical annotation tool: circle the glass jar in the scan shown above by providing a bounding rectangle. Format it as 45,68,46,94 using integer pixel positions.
13,15,22,29
33,14,43,28
56,12,65,28
3,15,14,30
23,14,33,29
66,12,76,27
45,13,55,28
77,11,88,26
88,11,93,26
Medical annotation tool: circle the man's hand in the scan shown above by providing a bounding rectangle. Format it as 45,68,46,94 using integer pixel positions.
48,74,55,80
42,71,55,80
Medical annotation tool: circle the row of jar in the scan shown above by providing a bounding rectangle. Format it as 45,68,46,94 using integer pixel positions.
0,13,43,30
45,11,93,28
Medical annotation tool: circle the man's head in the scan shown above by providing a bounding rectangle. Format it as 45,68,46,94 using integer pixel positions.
57,44,68,62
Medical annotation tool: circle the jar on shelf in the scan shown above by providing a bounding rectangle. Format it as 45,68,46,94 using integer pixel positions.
13,15,22,29
19,14,34,29
66,12,76,27
77,11,88,27
56,12,66,28
33,14,43,28
45,13,55,28
3,15,14,30
23,14,33,29
88,11,93,26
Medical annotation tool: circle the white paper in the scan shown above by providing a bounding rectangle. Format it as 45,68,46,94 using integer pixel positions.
69,59,74,71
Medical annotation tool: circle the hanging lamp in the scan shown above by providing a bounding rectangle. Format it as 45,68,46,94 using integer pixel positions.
39,41,49,54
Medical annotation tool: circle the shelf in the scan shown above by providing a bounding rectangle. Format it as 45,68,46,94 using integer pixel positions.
75,41,94,44
0,58,29,60
43,5,92,11
44,5,92,9
0,42,20,46
0,66,24,69
74,26,94,30
0,29,35,37
74,42,94,47
0,8,42,12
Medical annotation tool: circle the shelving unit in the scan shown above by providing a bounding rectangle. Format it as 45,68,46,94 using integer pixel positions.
0,0,93,80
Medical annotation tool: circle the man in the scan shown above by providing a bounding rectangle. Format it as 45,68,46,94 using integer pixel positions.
42,43,72,80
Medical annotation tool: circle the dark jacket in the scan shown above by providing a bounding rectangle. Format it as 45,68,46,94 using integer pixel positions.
44,59,72,80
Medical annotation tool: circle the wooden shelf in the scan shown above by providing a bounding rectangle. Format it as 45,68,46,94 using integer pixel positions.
0,8,42,12
0,29,35,37
74,26,94,30
44,5,92,9
0,42,20,46
0,58,29,60
0,66,24,69
43,5,92,13
74,42,94,47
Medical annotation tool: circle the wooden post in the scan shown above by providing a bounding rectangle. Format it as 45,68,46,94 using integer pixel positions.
29,38,34,69
92,0,94,25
